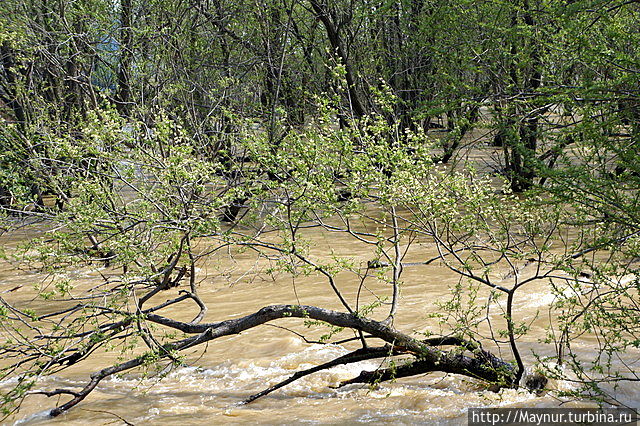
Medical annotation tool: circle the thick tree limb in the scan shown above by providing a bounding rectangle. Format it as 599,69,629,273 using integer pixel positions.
44,305,517,417
337,351,515,388
144,304,443,358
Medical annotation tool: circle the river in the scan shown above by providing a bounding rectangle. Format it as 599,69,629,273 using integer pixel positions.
1,141,638,425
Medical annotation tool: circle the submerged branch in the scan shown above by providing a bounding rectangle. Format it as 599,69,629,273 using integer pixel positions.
41,305,518,417
242,345,403,404
337,351,515,389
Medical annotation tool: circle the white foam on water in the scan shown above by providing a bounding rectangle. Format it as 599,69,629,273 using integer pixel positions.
12,409,52,425
7,343,630,424
97,343,381,401
0,375,22,387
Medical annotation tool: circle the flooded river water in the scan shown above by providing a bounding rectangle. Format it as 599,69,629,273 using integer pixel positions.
1,143,638,425
2,229,637,425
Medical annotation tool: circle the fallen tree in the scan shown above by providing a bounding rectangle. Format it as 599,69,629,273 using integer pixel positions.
18,304,521,417
0,157,578,420
1,108,638,421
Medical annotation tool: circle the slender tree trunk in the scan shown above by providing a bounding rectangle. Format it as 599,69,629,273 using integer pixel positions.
309,0,366,119
0,42,27,129
502,0,543,192
116,0,133,116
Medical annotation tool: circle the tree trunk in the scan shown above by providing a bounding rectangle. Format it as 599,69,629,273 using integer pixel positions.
116,0,133,116
309,0,366,120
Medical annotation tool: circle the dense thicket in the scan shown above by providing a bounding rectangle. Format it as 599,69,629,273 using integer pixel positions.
0,0,639,420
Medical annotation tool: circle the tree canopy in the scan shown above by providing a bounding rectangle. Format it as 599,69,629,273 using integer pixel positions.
0,0,639,421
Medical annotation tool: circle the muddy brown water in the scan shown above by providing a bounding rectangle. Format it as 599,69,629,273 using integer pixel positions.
1,144,638,425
